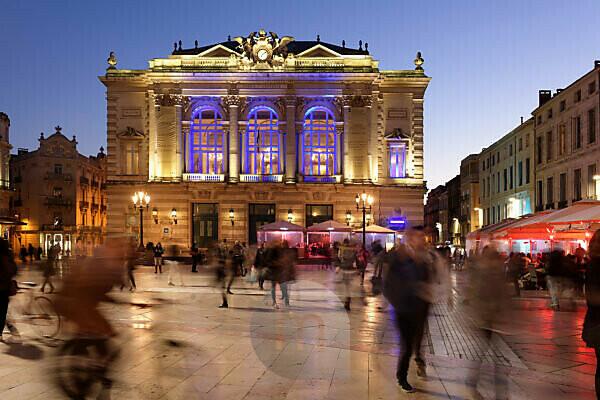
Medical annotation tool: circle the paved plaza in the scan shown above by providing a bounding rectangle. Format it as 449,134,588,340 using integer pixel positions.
0,264,595,399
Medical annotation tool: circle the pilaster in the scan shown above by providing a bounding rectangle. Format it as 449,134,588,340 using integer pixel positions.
223,95,243,182
285,96,297,183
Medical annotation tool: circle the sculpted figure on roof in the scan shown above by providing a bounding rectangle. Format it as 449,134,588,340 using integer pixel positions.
233,30,294,67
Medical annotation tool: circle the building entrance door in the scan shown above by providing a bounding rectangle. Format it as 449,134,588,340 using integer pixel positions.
192,203,219,248
43,233,71,256
248,203,276,244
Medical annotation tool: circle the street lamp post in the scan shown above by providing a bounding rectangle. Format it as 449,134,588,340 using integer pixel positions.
132,191,150,250
355,192,374,248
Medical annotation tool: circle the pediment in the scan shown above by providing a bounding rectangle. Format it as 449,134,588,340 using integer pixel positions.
295,44,342,58
117,126,145,139
198,44,239,58
385,128,410,140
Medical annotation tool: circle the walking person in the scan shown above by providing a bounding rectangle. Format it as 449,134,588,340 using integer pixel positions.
382,227,433,393
370,240,385,279
120,237,137,291
507,252,524,297
547,250,566,310
583,230,600,399
254,243,267,290
153,242,164,273
19,245,27,264
41,244,57,293
356,245,370,286
167,245,184,287
270,241,296,309
232,241,245,277
36,246,42,261
190,243,199,273
338,238,357,311
467,246,513,399
0,240,17,342
212,241,232,308
27,243,34,263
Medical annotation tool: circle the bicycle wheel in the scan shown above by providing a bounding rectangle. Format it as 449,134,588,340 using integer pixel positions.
55,339,101,399
29,296,61,339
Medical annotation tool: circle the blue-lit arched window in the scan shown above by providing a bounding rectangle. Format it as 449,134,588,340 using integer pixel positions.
301,107,337,176
189,108,225,174
244,107,281,174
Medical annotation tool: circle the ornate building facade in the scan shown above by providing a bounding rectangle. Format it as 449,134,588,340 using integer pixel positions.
11,127,107,255
100,31,430,248
532,61,600,210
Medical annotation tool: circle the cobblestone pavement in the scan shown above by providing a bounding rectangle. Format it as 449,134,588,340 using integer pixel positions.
0,263,596,399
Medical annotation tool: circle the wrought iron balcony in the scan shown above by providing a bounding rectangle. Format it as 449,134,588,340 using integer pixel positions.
239,174,283,183
182,173,225,182
45,172,73,181
45,196,73,207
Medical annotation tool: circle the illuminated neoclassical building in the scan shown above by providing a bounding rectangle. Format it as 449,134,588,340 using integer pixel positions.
100,31,430,248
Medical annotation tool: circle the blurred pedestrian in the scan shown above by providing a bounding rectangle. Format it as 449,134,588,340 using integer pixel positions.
583,230,600,398
507,252,524,296
36,246,42,261
232,241,245,277
167,245,184,286
356,245,370,286
41,244,57,293
338,238,357,311
120,237,137,291
19,245,27,264
467,245,512,399
27,243,34,263
190,243,199,273
255,243,267,290
382,227,432,393
0,240,17,342
270,241,296,309
212,241,231,308
370,240,385,279
153,242,164,273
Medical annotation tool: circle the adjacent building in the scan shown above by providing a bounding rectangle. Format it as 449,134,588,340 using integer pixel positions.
0,112,17,239
479,118,534,226
100,31,431,249
11,127,107,255
424,184,447,243
532,60,600,211
459,154,480,236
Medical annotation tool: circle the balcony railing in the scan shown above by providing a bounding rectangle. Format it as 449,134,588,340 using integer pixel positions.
301,175,342,183
182,173,225,182
45,197,73,207
45,172,73,181
239,174,284,183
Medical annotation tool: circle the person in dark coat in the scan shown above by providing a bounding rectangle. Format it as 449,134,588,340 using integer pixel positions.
382,227,431,393
36,246,43,261
190,243,199,273
27,244,34,263
19,245,27,264
254,243,267,290
0,240,17,342
584,230,600,398
153,243,164,273
41,244,57,293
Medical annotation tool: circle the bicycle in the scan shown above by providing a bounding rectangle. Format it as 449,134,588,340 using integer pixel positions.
6,281,61,340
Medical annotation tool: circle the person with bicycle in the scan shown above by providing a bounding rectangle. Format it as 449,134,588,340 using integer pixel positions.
0,239,17,342
53,235,127,398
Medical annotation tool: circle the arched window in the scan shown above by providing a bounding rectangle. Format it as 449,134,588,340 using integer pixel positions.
189,108,225,174
301,107,337,176
244,107,281,174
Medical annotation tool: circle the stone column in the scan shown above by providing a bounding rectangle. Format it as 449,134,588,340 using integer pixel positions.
181,123,190,174
285,97,297,183
174,98,186,181
335,126,344,176
148,92,157,180
342,96,352,184
223,95,242,183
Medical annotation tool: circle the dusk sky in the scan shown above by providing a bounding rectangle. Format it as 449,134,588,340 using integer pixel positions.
1,0,599,189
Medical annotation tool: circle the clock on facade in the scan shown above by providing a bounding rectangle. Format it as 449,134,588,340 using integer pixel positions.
257,48,270,62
